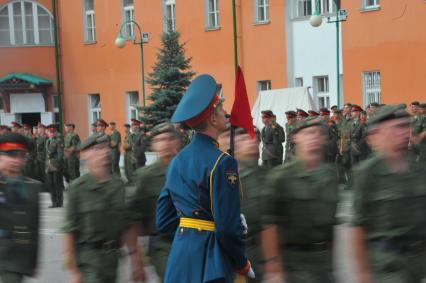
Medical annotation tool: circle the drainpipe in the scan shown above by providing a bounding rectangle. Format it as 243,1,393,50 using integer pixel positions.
52,0,63,133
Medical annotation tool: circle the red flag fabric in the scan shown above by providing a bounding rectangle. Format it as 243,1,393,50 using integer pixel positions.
230,66,255,138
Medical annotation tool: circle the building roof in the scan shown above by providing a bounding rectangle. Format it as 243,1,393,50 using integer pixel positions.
0,73,52,86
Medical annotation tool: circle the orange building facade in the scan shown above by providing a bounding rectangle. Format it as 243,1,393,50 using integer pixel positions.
58,0,287,137
341,0,426,106
2,0,426,137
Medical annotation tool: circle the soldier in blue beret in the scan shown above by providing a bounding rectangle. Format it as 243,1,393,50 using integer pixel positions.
156,74,253,283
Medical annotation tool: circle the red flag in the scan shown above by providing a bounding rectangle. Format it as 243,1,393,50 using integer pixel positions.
230,66,255,138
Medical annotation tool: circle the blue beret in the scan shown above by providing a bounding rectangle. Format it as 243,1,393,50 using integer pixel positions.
171,74,218,123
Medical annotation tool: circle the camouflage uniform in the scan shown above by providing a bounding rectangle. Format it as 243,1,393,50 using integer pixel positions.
129,162,172,280
351,155,426,283
63,174,128,283
263,160,339,283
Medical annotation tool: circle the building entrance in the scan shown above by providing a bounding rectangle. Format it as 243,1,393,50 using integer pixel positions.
21,113,41,127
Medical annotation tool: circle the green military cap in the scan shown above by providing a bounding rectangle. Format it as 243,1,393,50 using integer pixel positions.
292,116,323,134
367,104,409,128
150,122,179,139
79,133,109,151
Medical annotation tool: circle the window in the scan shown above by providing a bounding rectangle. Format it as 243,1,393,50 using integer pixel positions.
52,95,60,123
314,76,330,108
254,0,269,23
295,0,336,18
122,0,134,38
257,80,271,95
88,94,101,127
296,0,312,17
83,0,95,42
127,91,139,120
163,0,176,32
363,0,380,9
295,77,304,87
0,1,53,46
205,0,219,29
363,71,381,105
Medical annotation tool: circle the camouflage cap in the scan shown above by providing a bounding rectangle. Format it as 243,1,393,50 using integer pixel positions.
150,122,179,139
292,116,323,135
79,133,109,151
367,104,409,128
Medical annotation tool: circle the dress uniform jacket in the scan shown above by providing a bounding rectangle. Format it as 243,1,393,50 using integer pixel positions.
349,119,367,164
261,123,285,166
156,133,247,283
263,160,338,283
123,132,134,183
284,123,296,163
131,131,147,169
110,130,121,175
0,177,41,276
35,134,46,183
64,132,81,182
129,162,172,280
351,155,426,282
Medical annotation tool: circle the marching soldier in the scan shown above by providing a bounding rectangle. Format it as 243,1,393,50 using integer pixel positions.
130,119,146,170
308,110,319,117
90,122,97,135
0,133,42,283
156,74,253,283
109,122,122,176
319,108,339,163
351,104,426,283
284,111,297,163
64,123,81,183
350,105,368,165
35,124,47,183
123,124,133,183
45,125,64,208
261,110,285,167
63,134,145,283
235,127,266,283
262,117,339,283
128,122,182,281
96,119,110,142
11,122,22,134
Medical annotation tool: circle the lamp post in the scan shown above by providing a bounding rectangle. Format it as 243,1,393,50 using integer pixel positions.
115,20,147,108
310,0,346,108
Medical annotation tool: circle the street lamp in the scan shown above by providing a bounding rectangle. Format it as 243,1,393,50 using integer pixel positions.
115,20,147,108
310,0,347,109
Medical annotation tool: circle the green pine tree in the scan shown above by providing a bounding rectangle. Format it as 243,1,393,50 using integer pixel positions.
140,31,195,131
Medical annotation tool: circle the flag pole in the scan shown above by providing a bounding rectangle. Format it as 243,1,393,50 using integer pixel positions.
230,0,238,156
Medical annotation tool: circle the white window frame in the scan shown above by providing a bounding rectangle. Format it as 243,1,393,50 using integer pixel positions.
295,77,304,87
163,0,176,32
88,94,101,130
362,0,380,10
254,0,269,23
362,71,381,106
0,0,53,47
122,0,134,38
126,91,139,121
83,0,96,42
294,0,336,19
257,80,271,95
205,0,219,30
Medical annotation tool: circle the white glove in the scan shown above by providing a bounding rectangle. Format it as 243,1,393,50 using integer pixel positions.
240,213,248,235
247,266,255,279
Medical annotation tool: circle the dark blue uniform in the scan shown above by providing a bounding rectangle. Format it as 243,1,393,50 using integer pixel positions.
157,133,247,283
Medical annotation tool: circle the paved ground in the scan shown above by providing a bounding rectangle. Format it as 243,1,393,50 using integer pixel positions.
24,189,356,283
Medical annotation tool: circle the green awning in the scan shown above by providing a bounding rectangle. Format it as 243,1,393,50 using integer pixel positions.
0,73,52,86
